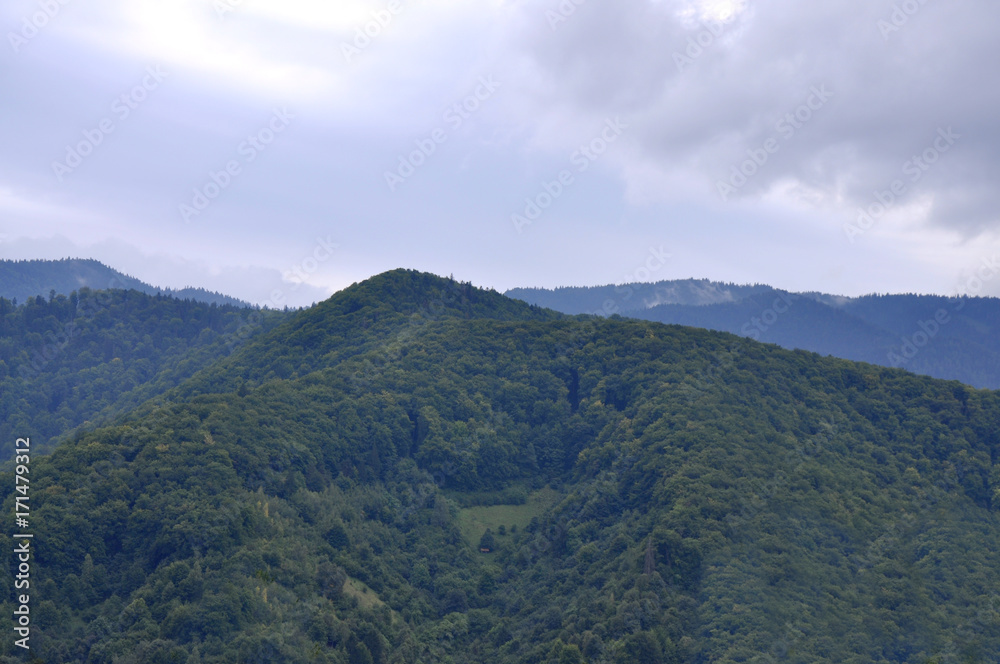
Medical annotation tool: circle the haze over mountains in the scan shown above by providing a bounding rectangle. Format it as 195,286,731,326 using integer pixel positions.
0,259,251,308
1,267,999,662
507,279,1000,389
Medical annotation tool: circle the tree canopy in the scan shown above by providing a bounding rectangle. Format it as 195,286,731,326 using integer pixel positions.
1,270,999,663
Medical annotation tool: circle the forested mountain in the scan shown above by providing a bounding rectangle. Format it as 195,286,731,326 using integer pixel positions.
0,259,249,307
0,288,290,460
164,269,560,399
2,270,999,663
505,280,1000,389
505,280,774,315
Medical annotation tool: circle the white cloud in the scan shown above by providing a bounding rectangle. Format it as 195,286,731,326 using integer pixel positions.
49,0,338,103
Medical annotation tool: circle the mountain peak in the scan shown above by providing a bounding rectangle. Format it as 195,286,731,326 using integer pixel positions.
176,268,561,394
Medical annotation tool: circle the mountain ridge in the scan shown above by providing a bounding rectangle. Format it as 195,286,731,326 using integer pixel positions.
506,279,1000,389
0,258,251,308
169,268,563,399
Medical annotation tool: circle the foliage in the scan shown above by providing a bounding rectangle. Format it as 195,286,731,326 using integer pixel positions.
0,287,289,459
509,282,1000,389
1,270,999,663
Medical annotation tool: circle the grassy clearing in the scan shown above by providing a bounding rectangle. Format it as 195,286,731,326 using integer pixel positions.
344,577,385,611
455,486,562,546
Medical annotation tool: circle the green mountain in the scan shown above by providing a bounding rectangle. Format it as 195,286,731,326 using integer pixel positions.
0,288,290,460
506,280,1000,389
168,268,559,398
2,270,999,663
0,259,250,308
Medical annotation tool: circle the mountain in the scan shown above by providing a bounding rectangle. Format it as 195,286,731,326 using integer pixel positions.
505,280,1000,389
506,279,774,315
0,287,291,460
3,269,1000,663
167,268,560,398
0,258,250,308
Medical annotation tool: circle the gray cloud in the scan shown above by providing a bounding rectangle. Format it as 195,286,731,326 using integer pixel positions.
508,0,1000,235
1,0,998,302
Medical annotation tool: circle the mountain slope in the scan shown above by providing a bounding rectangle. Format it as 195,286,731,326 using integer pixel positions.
507,280,1000,389
641,290,898,361
0,258,249,307
3,271,1000,663
170,268,561,398
0,288,290,460
506,279,774,315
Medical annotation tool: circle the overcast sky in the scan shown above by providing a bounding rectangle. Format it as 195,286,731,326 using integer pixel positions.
2,0,998,306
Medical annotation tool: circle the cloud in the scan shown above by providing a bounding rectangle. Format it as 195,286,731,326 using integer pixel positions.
1,0,999,302
507,0,1000,235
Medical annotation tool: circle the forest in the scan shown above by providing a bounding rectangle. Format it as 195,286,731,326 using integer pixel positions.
507,280,1000,389
0,287,290,461
1,269,999,663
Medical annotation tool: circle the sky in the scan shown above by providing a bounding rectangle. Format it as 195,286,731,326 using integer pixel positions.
2,0,999,307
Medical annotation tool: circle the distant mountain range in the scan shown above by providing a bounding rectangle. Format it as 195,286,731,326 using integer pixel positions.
5,260,998,389
507,279,1000,389
0,258,250,307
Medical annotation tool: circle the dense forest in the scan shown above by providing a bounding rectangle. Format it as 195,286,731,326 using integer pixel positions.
0,288,290,460
506,281,1000,389
1,270,999,662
